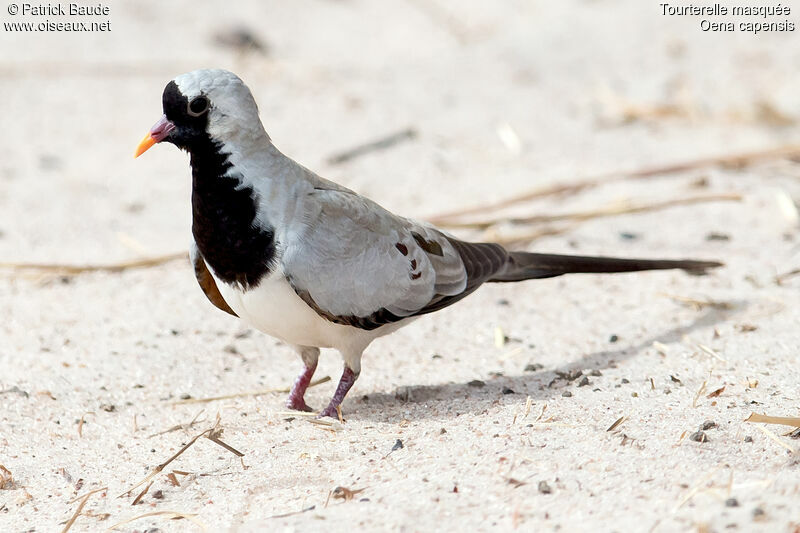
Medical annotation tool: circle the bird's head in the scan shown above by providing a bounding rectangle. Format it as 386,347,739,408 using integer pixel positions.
134,69,265,157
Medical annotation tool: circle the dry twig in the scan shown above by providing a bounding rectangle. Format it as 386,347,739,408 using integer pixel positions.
428,144,800,223
436,193,741,230
0,252,186,276
62,487,107,533
327,128,417,165
106,510,206,531
119,415,243,499
173,376,331,405
745,413,800,428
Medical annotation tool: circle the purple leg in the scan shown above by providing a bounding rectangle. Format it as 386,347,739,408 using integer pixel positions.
318,366,358,419
286,362,318,412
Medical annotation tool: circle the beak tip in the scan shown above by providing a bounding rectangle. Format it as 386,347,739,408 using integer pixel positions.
134,132,157,159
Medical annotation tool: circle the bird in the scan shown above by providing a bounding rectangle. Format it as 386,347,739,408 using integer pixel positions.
134,69,721,418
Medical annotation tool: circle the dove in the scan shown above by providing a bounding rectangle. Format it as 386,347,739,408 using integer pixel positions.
135,69,720,418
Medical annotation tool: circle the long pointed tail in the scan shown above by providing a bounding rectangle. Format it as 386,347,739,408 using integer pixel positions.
490,251,722,282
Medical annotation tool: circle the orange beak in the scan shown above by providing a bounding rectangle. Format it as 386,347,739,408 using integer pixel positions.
134,132,157,158
134,115,176,158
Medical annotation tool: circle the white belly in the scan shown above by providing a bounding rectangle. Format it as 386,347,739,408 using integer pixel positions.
212,267,395,354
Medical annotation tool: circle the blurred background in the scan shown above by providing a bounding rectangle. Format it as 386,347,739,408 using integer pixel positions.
1,0,799,265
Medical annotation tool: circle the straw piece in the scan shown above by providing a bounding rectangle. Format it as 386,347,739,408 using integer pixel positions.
0,252,187,275
745,413,800,428
428,144,800,223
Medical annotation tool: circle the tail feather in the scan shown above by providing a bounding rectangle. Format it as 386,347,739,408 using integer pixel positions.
490,251,722,282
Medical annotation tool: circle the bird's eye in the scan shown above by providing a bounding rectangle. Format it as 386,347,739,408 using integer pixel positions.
187,96,209,117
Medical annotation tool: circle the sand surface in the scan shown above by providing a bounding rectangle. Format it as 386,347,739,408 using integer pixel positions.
1,1,800,531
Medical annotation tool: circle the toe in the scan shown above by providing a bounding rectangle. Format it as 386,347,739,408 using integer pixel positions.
286,398,313,412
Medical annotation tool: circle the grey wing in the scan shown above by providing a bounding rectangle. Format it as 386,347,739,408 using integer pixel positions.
282,188,509,330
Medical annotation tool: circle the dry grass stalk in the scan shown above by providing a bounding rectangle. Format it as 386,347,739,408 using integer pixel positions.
673,467,725,512
77,412,95,438
206,427,244,457
479,225,573,246
0,465,13,489
173,376,331,405
267,504,317,520
149,409,206,437
437,193,742,230
428,144,800,223
62,486,107,533
745,413,800,428
120,415,243,498
326,128,417,165
775,268,800,285
697,344,727,363
106,510,207,531
607,416,627,432
754,425,795,454
131,481,153,506
663,294,734,311
0,252,187,276
692,381,707,408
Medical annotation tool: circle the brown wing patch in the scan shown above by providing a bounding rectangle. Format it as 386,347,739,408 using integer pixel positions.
411,232,444,256
193,253,238,317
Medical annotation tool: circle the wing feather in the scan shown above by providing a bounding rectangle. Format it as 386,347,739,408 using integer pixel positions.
283,188,509,330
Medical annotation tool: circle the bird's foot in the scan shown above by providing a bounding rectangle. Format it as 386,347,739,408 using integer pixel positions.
285,362,318,412
285,397,314,412
317,405,340,419
316,366,358,419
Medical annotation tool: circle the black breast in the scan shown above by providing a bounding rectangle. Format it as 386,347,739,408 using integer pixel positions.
190,139,276,289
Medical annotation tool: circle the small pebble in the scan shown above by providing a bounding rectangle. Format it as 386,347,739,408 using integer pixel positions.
577,377,590,387
497,299,510,306
537,481,552,494
467,380,485,388
752,507,765,520
100,404,116,413
608,334,619,343
589,369,602,377
561,391,572,398
631,392,638,398
701,420,717,431
744,436,753,443
557,369,583,381
619,232,638,240
725,498,739,507
621,378,630,384
690,430,709,443
502,387,515,395
391,439,404,452
152,490,164,500
524,363,544,372
179,393,192,400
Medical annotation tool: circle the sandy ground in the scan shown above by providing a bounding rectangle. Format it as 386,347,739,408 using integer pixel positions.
2,1,800,531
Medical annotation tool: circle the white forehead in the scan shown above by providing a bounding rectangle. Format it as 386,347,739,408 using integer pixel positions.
174,69,259,116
